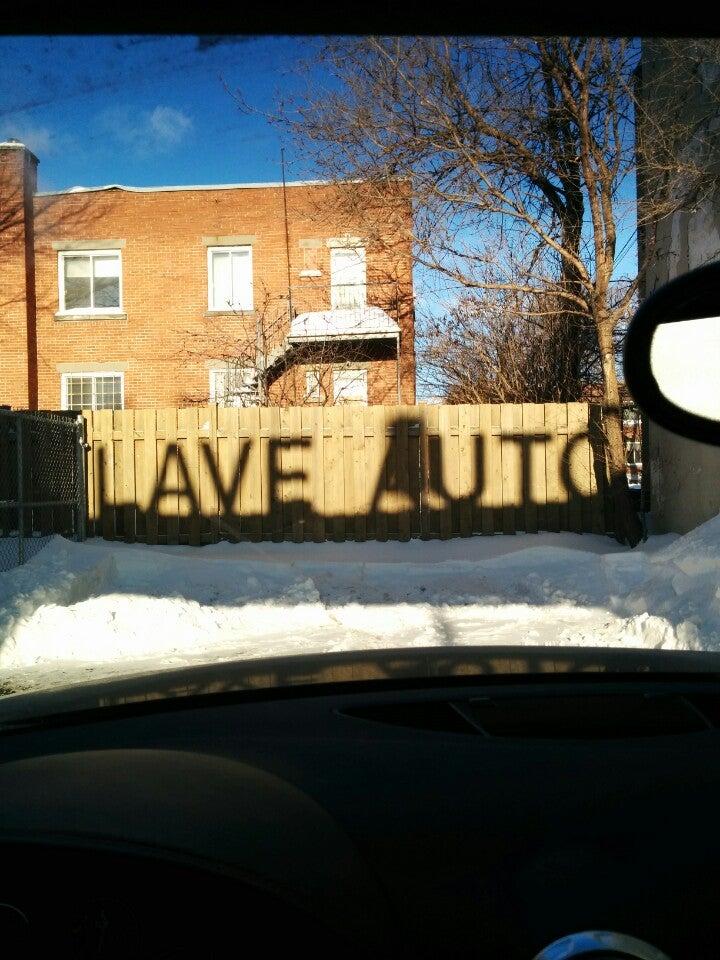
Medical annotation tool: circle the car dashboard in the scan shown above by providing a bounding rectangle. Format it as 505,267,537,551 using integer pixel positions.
1,648,719,959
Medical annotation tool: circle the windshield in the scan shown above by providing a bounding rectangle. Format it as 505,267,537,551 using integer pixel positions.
1,35,720,704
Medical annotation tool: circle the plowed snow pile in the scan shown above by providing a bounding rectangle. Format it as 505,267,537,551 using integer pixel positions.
1,515,719,692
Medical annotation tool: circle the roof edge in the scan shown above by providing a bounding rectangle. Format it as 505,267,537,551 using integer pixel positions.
34,178,362,197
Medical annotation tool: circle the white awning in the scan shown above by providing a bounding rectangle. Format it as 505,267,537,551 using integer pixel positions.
288,306,400,343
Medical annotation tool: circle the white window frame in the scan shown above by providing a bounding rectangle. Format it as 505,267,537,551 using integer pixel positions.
208,366,258,407
57,249,123,316
330,246,367,310
207,245,254,312
60,371,125,411
333,368,368,406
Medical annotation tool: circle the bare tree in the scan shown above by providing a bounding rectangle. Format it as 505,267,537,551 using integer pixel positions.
421,260,633,404
423,293,594,405
418,246,602,402
258,36,720,545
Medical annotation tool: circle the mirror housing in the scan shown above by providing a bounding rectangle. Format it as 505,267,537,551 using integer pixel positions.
624,261,720,447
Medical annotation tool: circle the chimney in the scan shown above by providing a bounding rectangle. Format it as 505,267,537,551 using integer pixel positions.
0,140,39,408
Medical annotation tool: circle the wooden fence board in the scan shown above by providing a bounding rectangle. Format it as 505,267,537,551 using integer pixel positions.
240,407,262,540
512,404,524,533
419,404,431,539
203,405,220,542
341,406,357,541
141,408,158,544
112,410,124,539
396,406,411,542
352,407,367,542
456,405,470,536
216,406,238,541
121,409,136,543
184,407,202,545
588,404,606,534
372,405,388,542
477,405,493,535
567,402,586,534
384,405,399,541
97,410,115,541
406,405,423,538
289,406,304,543
544,403,560,533
557,403,569,532
458,404,482,537
83,413,95,537
525,403,548,534
438,405,453,540
500,404,516,536
265,406,284,542
326,405,345,542
162,407,179,545
308,406,325,542
279,407,293,540
521,403,537,535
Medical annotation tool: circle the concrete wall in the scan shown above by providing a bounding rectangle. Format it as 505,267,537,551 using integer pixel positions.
647,424,720,534
639,43,720,534
644,198,720,534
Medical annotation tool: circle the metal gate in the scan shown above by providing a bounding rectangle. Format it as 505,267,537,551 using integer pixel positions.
0,409,86,572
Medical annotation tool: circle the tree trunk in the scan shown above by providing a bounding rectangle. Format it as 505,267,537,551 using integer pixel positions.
598,321,643,547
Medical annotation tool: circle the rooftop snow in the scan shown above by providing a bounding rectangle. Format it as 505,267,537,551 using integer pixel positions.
34,179,357,197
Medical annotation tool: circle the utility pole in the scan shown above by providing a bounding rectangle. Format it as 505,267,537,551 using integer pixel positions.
281,147,294,324
256,309,266,405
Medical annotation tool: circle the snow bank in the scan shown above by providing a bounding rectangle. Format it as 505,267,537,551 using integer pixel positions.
0,516,718,692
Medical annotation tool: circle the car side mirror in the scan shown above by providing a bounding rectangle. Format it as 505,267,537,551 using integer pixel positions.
624,261,720,446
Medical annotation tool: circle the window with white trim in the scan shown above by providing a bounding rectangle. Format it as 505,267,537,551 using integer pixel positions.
58,250,122,314
61,372,124,411
209,365,258,407
208,246,253,311
333,368,368,405
330,246,366,309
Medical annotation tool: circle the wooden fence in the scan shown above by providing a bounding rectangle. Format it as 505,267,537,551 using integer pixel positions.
82,403,613,544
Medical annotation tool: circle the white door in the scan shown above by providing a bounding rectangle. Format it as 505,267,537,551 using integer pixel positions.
330,247,366,309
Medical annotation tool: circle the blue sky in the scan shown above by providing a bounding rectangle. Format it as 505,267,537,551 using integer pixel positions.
0,36,325,192
0,35,638,296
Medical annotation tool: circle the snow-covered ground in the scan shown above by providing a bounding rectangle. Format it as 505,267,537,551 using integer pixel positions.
2,514,720,693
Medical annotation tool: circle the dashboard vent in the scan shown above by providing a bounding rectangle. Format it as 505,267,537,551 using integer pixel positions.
341,692,717,739
341,701,476,734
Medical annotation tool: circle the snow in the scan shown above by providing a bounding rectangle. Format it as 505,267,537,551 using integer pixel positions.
1,515,720,694
288,306,400,341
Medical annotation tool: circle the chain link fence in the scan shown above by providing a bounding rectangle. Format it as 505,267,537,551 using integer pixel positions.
0,409,86,573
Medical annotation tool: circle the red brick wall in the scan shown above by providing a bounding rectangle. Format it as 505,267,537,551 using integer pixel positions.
22,178,415,410
0,144,38,408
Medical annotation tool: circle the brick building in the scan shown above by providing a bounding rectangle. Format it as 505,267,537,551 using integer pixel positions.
0,140,416,411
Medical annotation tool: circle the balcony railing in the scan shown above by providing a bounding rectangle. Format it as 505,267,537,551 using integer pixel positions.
289,279,406,320
330,282,367,310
